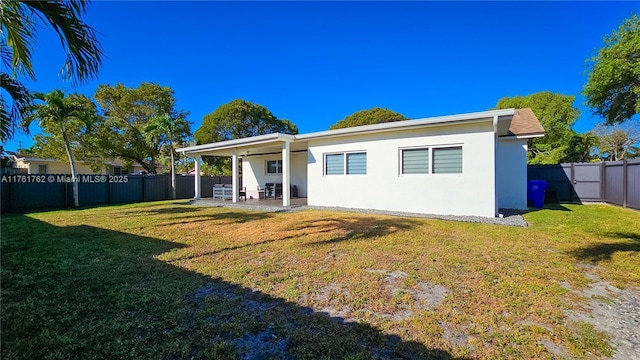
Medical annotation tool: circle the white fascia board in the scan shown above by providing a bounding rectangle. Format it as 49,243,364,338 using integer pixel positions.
498,133,545,140
21,157,62,163
295,108,515,141
177,133,295,154
19,157,122,165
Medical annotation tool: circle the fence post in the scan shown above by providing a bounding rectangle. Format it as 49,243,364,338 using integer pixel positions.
142,176,146,202
570,162,575,203
600,161,605,202
622,159,628,208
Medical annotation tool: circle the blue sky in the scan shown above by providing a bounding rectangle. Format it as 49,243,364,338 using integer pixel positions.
5,1,639,152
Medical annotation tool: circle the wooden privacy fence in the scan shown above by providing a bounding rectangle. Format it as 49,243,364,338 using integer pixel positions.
0,174,235,213
527,159,640,210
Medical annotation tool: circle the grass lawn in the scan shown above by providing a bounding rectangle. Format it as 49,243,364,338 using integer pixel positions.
1,201,639,359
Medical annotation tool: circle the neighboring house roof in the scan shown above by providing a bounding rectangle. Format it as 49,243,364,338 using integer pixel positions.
13,155,64,163
177,108,545,157
10,155,152,168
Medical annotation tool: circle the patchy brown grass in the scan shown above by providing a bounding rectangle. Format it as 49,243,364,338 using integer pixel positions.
2,201,638,359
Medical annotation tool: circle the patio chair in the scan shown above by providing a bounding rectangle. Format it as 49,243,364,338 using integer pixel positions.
273,183,283,199
222,184,233,200
264,183,274,198
213,183,224,200
256,185,266,200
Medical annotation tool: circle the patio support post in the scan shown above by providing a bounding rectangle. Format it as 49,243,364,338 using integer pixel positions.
282,141,291,206
232,150,239,203
492,115,499,217
194,155,201,200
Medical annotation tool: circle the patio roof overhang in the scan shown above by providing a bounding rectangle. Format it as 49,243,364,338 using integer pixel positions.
176,133,307,157
177,133,300,206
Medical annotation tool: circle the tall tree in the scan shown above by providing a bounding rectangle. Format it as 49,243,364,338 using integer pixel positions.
584,14,640,125
329,107,407,130
1,0,104,141
145,114,191,199
195,99,297,143
23,90,95,207
28,93,106,170
92,83,189,174
592,123,640,160
497,91,586,164
194,99,298,174
565,132,600,163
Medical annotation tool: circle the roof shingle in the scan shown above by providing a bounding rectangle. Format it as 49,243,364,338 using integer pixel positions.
508,108,545,137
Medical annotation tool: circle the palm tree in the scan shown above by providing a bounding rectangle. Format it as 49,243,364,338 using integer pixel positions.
0,73,30,141
23,90,91,207
145,114,191,199
1,0,104,141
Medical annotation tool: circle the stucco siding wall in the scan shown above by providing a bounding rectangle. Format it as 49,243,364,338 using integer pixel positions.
242,152,308,198
496,139,528,210
307,121,497,217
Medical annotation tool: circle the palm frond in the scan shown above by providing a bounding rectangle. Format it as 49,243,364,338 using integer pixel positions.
0,72,32,141
0,97,12,142
1,0,37,79
1,40,13,75
22,0,104,85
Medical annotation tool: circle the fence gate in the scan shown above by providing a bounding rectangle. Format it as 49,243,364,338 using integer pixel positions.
571,163,601,202
528,160,640,210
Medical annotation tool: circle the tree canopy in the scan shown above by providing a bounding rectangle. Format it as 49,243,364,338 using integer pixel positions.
584,14,640,125
92,82,190,173
145,114,191,198
592,123,640,160
195,99,297,145
329,107,407,130
1,0,104,141
194,99,297,175
496,91,596,164
28,92,100,167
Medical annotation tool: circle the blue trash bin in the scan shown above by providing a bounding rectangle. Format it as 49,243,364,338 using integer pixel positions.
527,180,548,208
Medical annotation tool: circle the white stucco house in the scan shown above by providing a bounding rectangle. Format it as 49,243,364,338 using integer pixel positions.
177,108,544,218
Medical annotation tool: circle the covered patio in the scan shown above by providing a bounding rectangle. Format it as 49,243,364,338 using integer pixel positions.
177,133,308,207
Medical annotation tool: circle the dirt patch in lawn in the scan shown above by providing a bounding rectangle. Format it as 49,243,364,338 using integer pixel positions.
561,264,640,360
191,280,450,359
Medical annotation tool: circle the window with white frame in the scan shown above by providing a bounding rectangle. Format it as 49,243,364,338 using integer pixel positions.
346,152,366,174
38,164,48,174
400,146,462,174
266,160,282,174
324,152,367,175
432,146,462,174
325,154,344,175
401,148,429,174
